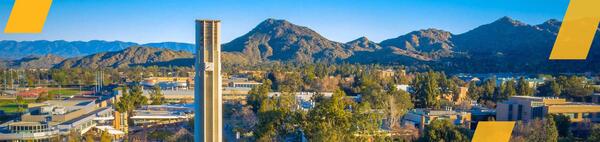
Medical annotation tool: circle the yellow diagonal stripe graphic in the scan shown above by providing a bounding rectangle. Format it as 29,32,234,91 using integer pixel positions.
550,0,600,60
4,0,53,33
472,122,515,142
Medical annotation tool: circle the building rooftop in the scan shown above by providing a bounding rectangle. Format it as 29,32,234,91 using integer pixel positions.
507,96,600,106
196,19,221,22
131,104,193,120
6,121,46,127
32,100,95,108
409,108,469,116
59,107,110,125
94,126,125,135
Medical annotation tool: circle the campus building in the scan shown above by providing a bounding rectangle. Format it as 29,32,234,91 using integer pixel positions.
402,108,472,130
496,96,600,122
138,76,261,103
0,98,128,141
376,69,396,78
229,81,262,88
141,77,192,90
130,104,193,127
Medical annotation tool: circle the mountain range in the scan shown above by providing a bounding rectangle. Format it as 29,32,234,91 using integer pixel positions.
0,40,195,59
1,16,599,73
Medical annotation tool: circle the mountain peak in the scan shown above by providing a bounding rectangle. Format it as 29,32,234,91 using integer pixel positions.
346,36,381,51
543,19,561,24
222,18,349,62
380,28,454,52
349,36,370,43
536,19,562,33
257,18,293,28
414,28,452,35
249,18,320,36
491,16,527,26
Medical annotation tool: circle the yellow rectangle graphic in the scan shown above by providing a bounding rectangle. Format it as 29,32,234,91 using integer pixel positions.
4,0,53,33
549,0,600,60
472,122,515,142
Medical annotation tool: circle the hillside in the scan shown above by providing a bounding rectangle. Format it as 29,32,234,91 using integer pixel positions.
0,40,195,60
221,19,353,63
0,40,137,59
55,46,193,68
2,17,600,73
2,54,64,69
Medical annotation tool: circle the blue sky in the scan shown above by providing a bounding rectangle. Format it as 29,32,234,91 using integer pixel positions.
0,0,570,44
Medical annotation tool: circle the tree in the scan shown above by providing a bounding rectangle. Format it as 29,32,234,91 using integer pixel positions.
129,85,148,107
85,132,95,142
588,124,600,142
115,87,131,113
537,80,562,97
541,115,559,142
512,117,558,142
303,89,352,141
516,77,533,96
230,105,257,136
556,76,594,101
149,85,165,105
350,102,383,141
478,78,497,107
500,80,516,100
247,79,272,113
100,129,112,142
254,82,300,141
467,82,481,101
51,70,68,93
438,72,458,96
386,88,413,129
68,130,81,142
15,95,26,113
420,119,470,142
551,114,571,137
413,71,441,109
115,86,147,126
357,73,385,109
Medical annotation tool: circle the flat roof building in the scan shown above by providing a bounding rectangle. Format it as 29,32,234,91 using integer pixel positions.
130,104,193,127
402,108,471,130
0,97,127,141
496,96,600,123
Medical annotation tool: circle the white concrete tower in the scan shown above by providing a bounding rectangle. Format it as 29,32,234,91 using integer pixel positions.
194,20,222,142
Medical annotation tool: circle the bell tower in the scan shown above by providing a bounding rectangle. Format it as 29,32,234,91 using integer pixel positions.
194,20,222,142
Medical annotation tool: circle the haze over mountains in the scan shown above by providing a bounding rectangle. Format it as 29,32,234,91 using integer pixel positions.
1,16,599,73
